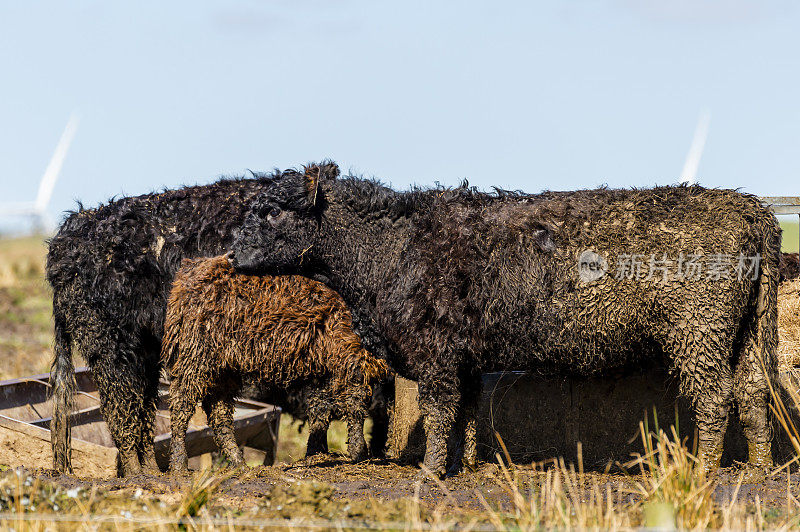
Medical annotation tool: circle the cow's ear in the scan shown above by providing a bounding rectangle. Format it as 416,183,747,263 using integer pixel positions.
532,227,555,252
303,161,339,207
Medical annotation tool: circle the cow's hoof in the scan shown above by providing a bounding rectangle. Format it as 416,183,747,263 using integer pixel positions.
695,444,723,478
419,462,447,480
169,461,192,479
694,458,721,479
413,470,436,484
461,459,479,473
740,465,769,484
747,441,773,469
229,463,249,477
170,469,193,480
141,463,161,476
350,452,370,463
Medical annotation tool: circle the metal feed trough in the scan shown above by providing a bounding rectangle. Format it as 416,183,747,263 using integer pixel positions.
390,371,800,471
0,367,281,476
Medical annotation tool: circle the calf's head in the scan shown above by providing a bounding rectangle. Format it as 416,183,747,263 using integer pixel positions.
231,161,339,274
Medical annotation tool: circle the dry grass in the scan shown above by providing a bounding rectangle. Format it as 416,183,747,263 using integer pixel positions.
472,420,800,531
0,236,48,290
474,445,634,530
628,419,717,530
0,236,52,380
0,465,459,531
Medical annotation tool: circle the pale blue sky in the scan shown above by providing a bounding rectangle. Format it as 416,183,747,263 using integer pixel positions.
1,1,799,228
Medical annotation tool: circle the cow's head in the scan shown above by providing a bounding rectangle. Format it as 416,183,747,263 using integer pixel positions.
230,161,338,274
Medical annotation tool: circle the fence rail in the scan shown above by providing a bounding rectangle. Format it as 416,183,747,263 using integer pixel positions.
760,196,800,252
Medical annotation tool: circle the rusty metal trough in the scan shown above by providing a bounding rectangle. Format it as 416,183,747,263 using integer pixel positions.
0,367,281,476
390,370,800,471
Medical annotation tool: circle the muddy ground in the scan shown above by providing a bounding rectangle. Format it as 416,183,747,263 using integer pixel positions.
24,455,800,518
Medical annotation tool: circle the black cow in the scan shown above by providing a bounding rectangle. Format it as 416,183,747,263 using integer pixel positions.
231,162,781,477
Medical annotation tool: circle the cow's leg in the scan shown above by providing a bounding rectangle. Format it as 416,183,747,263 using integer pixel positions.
659,321,735,474
418,364,461,478
345,410,368,462
734,299,778,470
693,369,734,474
140,427,160,475
138,345,161,474
461,376,481,471
204,392,244,468
90,344,151,477
734,356,773,470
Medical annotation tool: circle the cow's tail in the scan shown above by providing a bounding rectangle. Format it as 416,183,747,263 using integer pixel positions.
754,210,781,374
739,206,782,458
50,307,76,473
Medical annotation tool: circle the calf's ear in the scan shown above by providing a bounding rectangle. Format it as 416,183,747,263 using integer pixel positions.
303,161,340,208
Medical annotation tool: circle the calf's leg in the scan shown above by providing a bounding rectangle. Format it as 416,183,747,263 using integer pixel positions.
304,388,331,457
168,375,205,475
204,392,244,468
344,389,369,462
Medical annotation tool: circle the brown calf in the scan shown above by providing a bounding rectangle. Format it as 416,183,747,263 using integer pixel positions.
162,255,391,472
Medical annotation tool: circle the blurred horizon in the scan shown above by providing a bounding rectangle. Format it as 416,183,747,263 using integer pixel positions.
1,1,799,233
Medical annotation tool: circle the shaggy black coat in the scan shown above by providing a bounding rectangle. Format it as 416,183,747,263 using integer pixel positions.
47,176,272,474
232,162,781,477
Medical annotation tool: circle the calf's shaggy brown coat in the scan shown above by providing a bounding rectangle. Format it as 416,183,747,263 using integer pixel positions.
162,255,391,472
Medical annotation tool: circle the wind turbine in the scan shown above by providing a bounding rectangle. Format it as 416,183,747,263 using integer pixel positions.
1,114,79,234
679,109,710,184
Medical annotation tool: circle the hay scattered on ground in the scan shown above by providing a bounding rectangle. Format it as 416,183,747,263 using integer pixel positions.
779,279,800,368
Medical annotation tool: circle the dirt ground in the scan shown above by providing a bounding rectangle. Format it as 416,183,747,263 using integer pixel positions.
0,425,118,478
19,455,799,517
